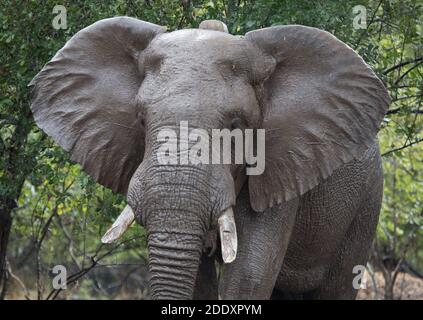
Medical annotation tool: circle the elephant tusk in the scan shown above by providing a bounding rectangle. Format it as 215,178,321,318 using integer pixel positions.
218,207,238,263
101,205,135,244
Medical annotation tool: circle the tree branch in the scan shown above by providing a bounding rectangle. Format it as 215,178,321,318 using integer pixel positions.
394,62,423,86
387,107,423,115
45,237,141,300
6,260,31,300
383,57,423,75
382,138,423,156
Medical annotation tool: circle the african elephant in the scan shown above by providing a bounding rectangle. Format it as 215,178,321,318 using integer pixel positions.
29,17,390,299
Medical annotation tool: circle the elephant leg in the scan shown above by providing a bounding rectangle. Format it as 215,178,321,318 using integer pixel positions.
304,197,381,300
219,185,299,299
193,254,218,299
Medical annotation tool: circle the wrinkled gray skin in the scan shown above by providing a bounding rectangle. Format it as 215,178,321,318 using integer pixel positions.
29,17,390,299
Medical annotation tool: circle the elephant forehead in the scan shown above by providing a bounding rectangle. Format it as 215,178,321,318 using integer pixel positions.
144,29,275,86
149,29,260,61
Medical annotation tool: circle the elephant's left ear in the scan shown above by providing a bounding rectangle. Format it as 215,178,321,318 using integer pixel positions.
29,17,165,195
245,25,390,212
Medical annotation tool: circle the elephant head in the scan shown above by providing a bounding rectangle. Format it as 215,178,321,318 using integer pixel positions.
29,17,390,299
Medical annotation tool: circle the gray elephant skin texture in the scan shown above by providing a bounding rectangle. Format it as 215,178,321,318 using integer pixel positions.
29,17,390,299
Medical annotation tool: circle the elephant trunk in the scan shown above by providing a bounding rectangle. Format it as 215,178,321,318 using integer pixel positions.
139,162,212,299
148,231,203,299
132,127,235,299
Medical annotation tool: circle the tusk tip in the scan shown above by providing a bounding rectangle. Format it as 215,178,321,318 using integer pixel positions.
101,238,112,244
101,228,118,244
222,253,236,264
221,231,237,263
219,207,238,264
100,205,135,244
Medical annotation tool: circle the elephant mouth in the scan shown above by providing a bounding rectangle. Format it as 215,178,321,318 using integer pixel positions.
101,204,238,263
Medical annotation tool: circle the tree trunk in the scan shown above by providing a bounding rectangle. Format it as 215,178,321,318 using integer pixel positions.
384,280,395,300
0,196,15,299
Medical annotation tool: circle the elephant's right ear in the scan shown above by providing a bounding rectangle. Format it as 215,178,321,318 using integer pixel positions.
29,17,165,194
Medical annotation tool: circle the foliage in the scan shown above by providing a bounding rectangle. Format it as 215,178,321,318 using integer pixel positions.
0,0,421,299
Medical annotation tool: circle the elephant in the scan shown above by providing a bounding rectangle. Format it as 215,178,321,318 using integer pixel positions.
29,17,390,299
